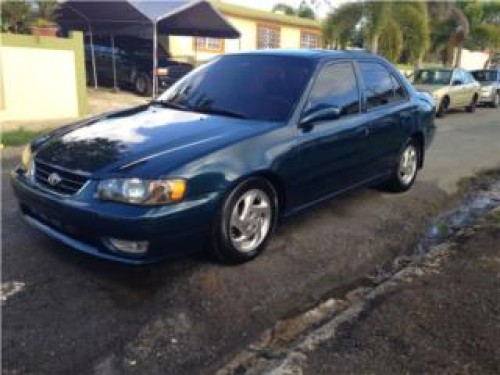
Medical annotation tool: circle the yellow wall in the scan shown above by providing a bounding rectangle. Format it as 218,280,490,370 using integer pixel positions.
168,14,320,63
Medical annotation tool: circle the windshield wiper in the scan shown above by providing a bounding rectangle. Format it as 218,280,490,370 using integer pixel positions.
150,100,188,111
191,107,248,119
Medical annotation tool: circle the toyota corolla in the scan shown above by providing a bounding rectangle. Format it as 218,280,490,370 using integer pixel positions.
12,50,436,264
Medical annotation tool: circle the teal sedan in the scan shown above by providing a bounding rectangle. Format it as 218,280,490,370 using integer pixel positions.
11,50,436,264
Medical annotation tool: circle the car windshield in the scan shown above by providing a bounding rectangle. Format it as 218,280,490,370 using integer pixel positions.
157,55,315,122
414,69,452,85
471,70,498,82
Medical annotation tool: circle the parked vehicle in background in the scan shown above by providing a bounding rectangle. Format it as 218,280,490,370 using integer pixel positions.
413,68,480,117
84,36,193,96
471,69,500,108
11,50,435,265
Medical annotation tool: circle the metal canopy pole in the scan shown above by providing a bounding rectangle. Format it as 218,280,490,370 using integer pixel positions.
111,33,118,91
152,21,158,98
89,26,98,89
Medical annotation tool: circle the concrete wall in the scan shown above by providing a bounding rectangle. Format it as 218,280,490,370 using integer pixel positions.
0,32,87,124
457,48,490,70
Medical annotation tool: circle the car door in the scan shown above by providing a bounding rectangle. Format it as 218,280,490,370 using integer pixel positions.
450,69,468,106
357,61,414,174
462,69,477,104
294,61,372,206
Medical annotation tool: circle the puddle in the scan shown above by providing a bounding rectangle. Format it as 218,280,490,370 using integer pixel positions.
424,181,500,245
374,180,500,280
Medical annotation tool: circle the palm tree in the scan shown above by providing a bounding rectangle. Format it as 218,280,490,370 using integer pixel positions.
323,1,430,67
272,2,316,20
428,1,469,67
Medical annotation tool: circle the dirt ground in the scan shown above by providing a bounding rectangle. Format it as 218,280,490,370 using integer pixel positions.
304,209,500,375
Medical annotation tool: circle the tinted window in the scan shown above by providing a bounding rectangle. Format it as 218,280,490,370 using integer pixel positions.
472,70,498,82
391,75,407,101
305,62,360,116
451,69,463,84
359,62,405,109
159,55,314,122
414,69,452,85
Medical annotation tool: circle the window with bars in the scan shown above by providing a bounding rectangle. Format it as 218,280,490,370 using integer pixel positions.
194,37,224,53
257,24,280,49
300,31,320,49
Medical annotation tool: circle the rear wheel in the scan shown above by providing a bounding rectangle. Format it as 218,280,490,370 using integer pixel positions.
384,141,420,193
134,73,152,96
210,178,278,264
466,94,478,113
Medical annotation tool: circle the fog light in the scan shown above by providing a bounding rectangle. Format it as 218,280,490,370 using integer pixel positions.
106,238,149,254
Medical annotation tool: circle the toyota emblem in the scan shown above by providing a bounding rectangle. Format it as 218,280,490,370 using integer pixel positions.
47,172,62,186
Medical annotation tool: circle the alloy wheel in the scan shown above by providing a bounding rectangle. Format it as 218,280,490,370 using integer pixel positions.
229,189,272,253
398,144,418,186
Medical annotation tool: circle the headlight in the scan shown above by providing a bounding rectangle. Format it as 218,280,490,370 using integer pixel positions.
156,67,169,76
20,145,35,179
21,145,32,169
96,178,186,205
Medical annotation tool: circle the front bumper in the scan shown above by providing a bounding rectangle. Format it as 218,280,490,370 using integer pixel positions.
11,168,220,264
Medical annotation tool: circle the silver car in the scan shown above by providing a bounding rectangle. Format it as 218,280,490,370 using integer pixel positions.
471,69,500,108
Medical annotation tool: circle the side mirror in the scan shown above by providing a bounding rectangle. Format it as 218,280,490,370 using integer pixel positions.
451,80,463,86
299,105,341,128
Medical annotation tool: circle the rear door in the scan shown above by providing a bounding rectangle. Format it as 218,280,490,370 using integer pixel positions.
357,60,415,174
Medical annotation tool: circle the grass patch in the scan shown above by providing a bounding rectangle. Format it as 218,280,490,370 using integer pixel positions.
1,128,52,147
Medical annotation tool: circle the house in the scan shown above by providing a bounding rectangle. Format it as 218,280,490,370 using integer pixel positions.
167,1,323,63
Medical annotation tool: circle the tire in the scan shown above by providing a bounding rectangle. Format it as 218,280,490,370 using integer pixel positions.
466,94,478,113
134,73,152,96
492,92,500,108
210,178,278,264
384,140,420,193
436,97,448,117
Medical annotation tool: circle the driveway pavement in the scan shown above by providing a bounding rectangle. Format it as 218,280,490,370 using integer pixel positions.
2,107,500,375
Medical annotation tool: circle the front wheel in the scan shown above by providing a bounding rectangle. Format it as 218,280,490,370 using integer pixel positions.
385,141,420,192
436,97,448,117
210,178,278,264
466,94,478,113
492,92,499,108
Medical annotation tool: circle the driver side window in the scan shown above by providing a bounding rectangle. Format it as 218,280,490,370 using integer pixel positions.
305,62,360,116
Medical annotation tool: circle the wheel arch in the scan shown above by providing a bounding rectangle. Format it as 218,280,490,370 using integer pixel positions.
411,131,425,169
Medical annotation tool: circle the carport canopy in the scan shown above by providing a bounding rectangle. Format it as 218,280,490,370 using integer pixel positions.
58,0,240,38
57,0,240,95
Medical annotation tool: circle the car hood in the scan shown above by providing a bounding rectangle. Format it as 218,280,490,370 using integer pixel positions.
35,105,279,176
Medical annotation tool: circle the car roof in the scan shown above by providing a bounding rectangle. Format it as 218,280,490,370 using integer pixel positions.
225,49,381,61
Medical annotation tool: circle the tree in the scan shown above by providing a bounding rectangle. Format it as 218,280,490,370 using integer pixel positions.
428,1,470,67
272,1,316,20
323,1,430,67
1,0,32,34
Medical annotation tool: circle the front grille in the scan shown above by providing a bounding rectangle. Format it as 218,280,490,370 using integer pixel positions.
34,160,89,195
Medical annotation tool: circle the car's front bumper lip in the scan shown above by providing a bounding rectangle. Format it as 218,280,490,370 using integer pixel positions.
11,169,220,264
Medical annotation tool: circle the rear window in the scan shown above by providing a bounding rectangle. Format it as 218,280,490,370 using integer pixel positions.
472,70,498,82
359,62,407,109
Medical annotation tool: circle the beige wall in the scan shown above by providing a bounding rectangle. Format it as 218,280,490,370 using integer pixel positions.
1,32,87,126
168,15,320,62
0,46,79,122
